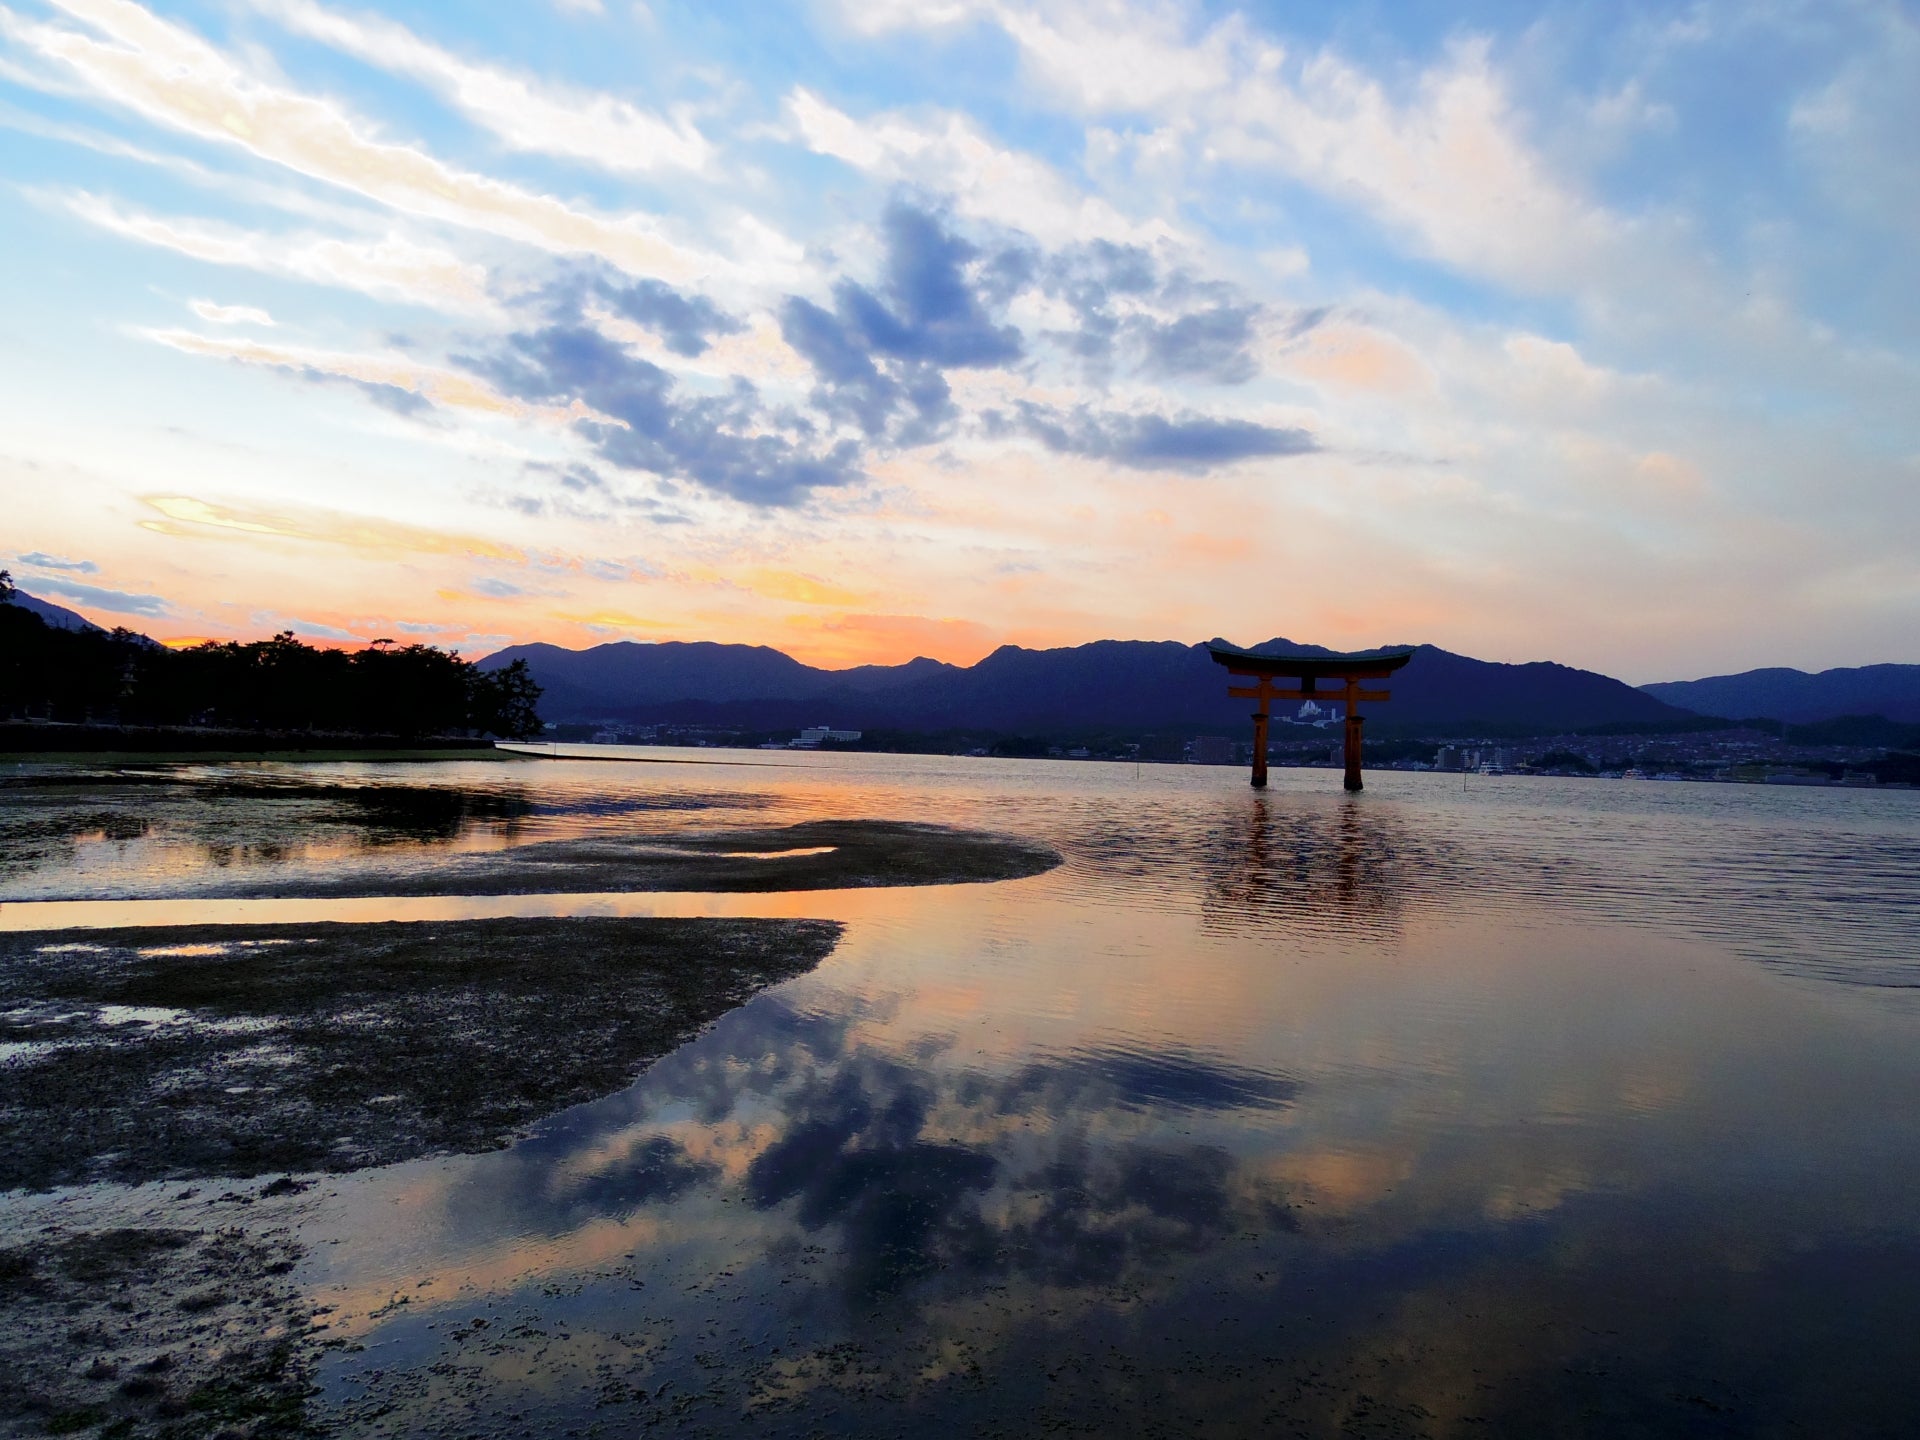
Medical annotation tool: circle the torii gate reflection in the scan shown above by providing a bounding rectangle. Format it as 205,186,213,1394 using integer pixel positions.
1208,643,1416,791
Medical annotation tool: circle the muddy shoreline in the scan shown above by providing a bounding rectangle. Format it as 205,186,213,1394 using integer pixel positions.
0,1204,317,1439
0,914,852,1437
0,916,844,1192
8,818,1063,903
0,772,1059,1435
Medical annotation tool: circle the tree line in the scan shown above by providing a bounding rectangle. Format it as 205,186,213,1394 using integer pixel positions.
0,572,542,739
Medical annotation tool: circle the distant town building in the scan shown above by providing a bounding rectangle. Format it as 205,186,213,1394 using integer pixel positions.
1188,735,1235,764
791,725,862,748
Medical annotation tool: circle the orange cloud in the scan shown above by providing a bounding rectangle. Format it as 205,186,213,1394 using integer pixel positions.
744,568,871,608
1631,450,1708,499
141,495,524,562
1173,530,1254,563
1279,323,1432,393
552,609,675,632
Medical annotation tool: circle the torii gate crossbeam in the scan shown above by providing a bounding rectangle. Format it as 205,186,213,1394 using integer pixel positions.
1208,644,1416,791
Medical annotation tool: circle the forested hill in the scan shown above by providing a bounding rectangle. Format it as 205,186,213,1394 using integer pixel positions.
479,637,1696,737
0,578,541,739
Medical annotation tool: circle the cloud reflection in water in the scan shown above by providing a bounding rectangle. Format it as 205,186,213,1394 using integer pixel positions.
22,755,1920,1435
310,846,1920,1437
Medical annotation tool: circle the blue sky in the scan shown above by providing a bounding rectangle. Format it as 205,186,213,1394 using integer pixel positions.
1,0,1915,679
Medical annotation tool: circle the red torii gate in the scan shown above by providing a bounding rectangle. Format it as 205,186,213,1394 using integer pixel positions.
1209,643,1416,791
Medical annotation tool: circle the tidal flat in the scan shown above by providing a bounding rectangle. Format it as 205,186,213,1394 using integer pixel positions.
1,1211,313,1440
0,917,848,1190
0,767,1061,902
0,761,1068,1437
0,915,848,1438
5,751,1920,1437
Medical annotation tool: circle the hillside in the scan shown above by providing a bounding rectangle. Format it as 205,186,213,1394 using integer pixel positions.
1641,664,1920,724
479,637,1696,737
6,590,105,633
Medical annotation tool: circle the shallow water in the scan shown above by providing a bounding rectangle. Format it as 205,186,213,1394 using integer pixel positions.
7,752,1920,1435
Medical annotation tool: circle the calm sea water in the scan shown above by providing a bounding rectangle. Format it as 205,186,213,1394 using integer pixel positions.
7,751,1920,1436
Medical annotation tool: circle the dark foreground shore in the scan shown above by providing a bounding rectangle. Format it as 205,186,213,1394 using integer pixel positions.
0,915,843,1438
0,917,845,1191
153,819,1063,901
1,1209,314,1440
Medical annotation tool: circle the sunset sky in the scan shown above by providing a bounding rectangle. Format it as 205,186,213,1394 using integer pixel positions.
2,0,1915,681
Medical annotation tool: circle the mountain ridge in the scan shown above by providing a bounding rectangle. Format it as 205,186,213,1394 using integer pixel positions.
4,590,106,634
1640,664,1920,725
479,636,1698,737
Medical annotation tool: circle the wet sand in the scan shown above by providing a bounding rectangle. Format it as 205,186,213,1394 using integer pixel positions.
0,768,1061,1436
158,820,1061,900
0,1209,314,1439
1,764,1061,903
0,914,850,1437
0,917,845,1191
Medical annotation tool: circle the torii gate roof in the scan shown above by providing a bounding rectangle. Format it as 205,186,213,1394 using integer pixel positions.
1208,643,1417,680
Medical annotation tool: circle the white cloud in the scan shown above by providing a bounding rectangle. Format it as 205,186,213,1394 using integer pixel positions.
587,303,812,391
1208,41,1626,292
837,0,1234,113
283,617,361,640
831,0,976,35
63,192,496,312
17,550,99,572
785,88,1170,248
189,298,274,325
987,0,1243,114
1788,7,1920,244
24,574,170,616
140,327,621,430
258,0,714,175
20,0,707,279
837,2,1633,297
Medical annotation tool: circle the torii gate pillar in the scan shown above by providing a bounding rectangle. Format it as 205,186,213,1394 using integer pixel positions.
1208,644,1416,792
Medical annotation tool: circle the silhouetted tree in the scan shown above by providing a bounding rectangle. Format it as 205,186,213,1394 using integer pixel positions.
469,658,543,739
0,610,541,739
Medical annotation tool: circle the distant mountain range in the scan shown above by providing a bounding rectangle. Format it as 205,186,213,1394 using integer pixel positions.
13,585,1907,735
478,637,1698,737
1640,665,1920,724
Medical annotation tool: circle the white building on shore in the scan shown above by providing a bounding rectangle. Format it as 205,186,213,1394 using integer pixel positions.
791,725,861,749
